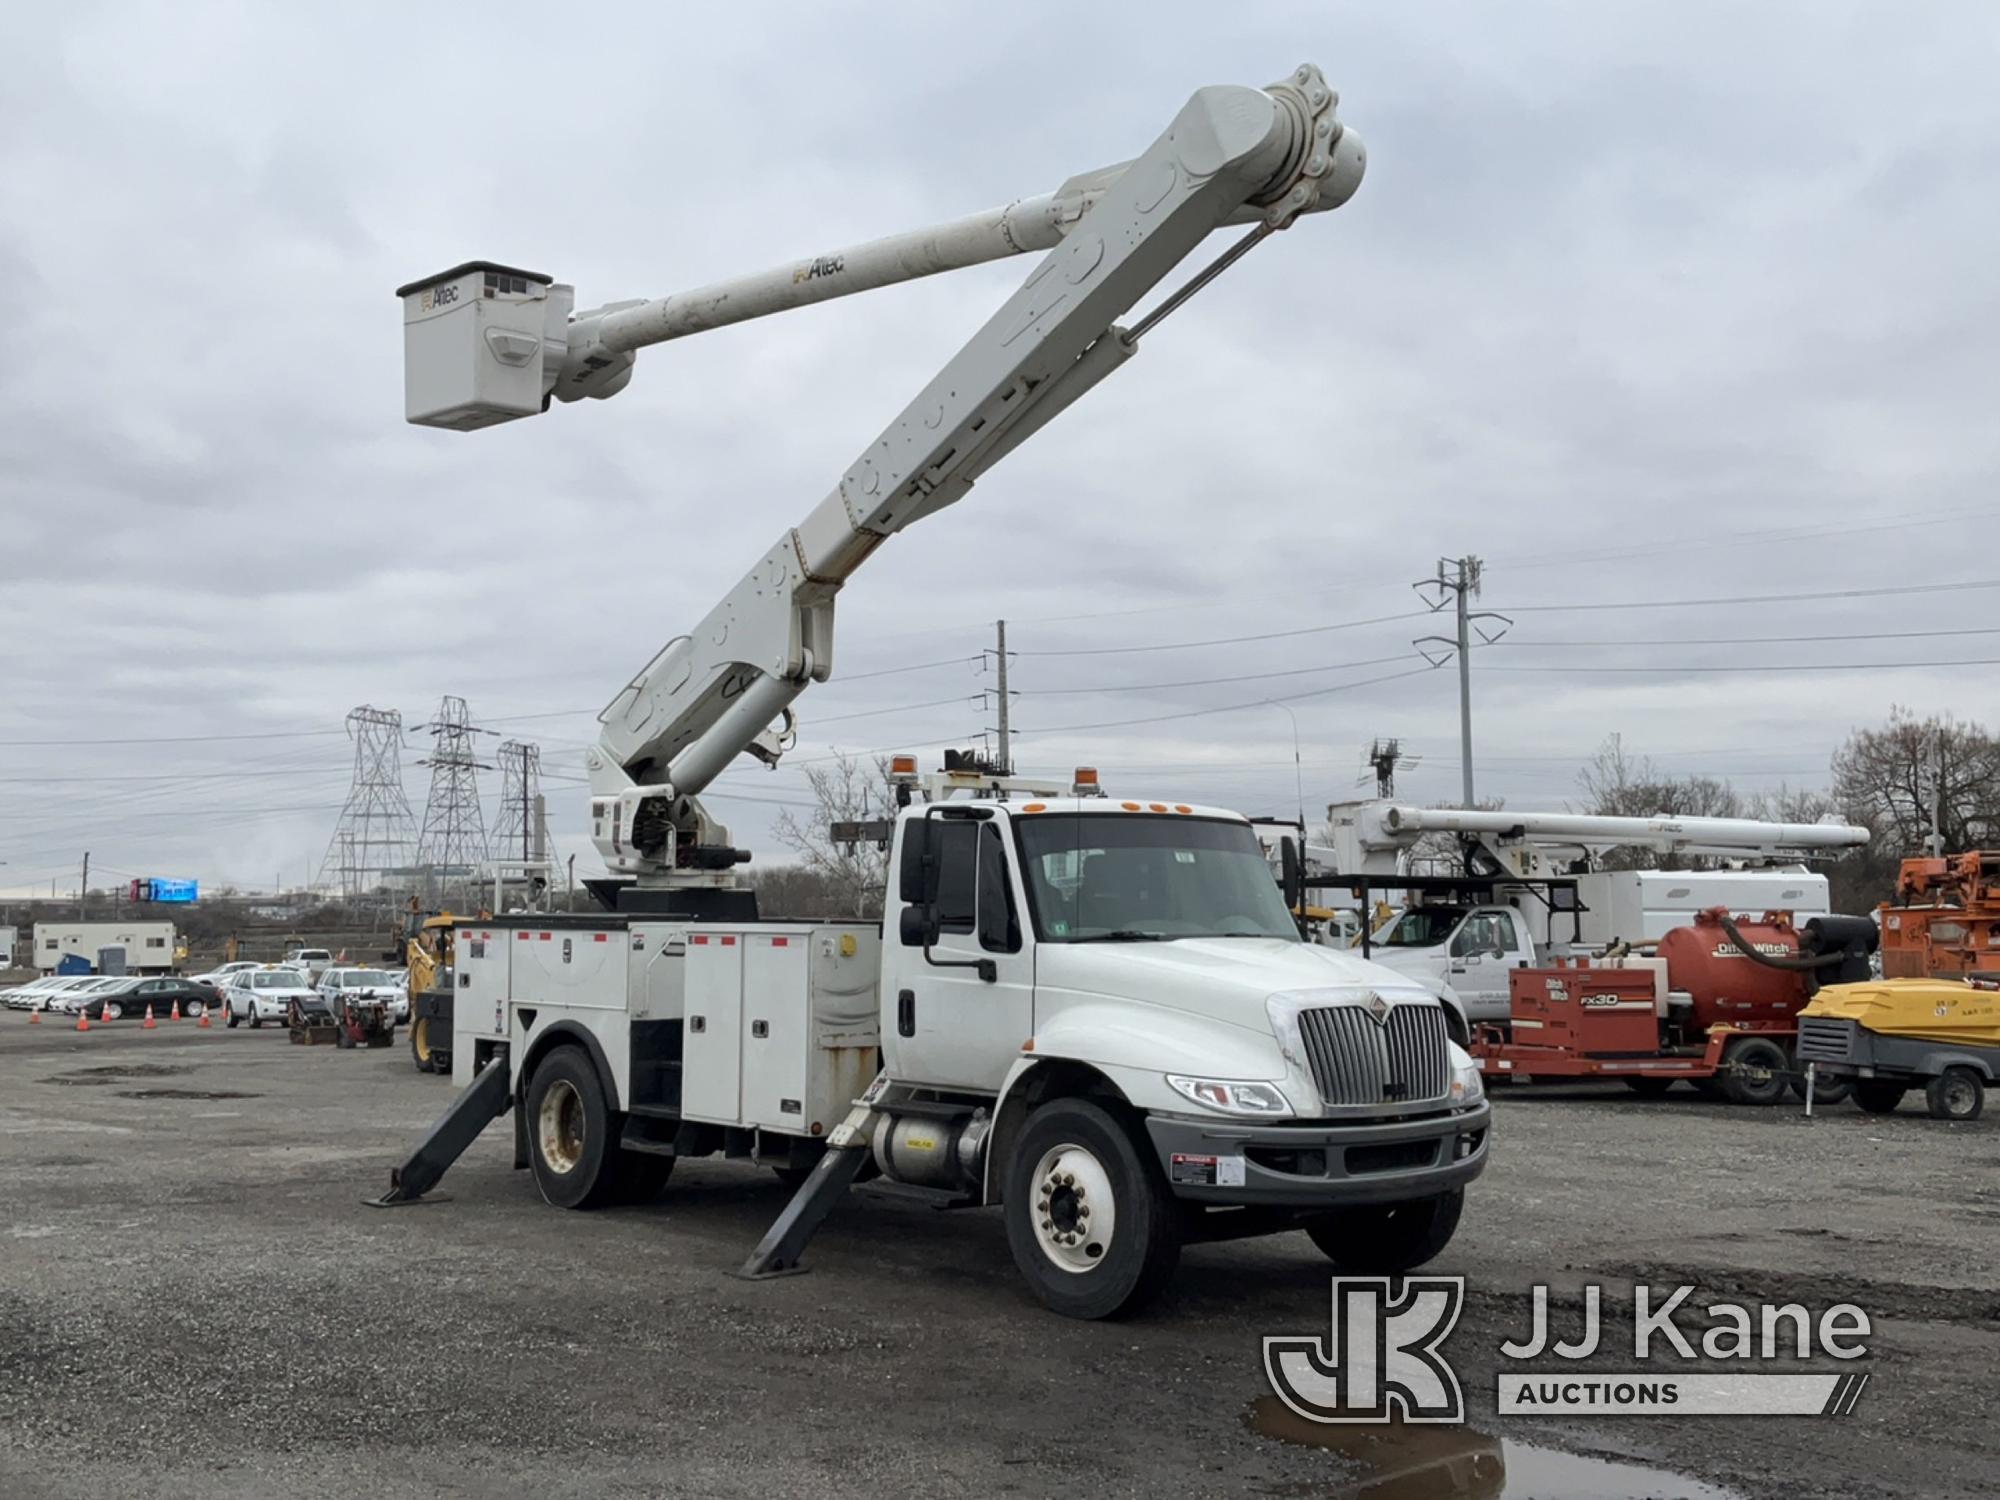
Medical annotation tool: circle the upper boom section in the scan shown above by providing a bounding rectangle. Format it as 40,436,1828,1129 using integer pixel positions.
396,67,1363,432
1326,800,1871,880
397,66,1366,883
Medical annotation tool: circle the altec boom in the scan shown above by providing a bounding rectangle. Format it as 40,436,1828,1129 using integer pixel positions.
379,68,1493,1321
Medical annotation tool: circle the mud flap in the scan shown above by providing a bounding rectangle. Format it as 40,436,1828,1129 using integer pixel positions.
366,1056,512,1207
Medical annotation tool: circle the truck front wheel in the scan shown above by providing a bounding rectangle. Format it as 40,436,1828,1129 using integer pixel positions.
1306,1188,1463,1275
1003,1098,1180,1320
526,1047,619,1210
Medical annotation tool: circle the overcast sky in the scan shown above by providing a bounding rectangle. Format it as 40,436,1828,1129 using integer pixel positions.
3,2,1996,899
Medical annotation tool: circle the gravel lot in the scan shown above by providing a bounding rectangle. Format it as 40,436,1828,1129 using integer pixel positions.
0,1022,1995,1499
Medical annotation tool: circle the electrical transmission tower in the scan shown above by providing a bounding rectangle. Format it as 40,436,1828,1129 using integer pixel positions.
416,695,492,904
317,706,419,905
493,740,548,863
1366,738,1403,798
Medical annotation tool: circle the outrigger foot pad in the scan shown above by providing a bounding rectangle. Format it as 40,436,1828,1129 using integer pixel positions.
363,1057,511,1208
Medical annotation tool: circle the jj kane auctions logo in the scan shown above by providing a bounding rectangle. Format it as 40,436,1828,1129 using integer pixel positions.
1265,1279,1873,1423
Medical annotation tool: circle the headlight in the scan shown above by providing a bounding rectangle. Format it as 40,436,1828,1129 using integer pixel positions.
1165,1074,1293,1118
1448,1041,1485,1107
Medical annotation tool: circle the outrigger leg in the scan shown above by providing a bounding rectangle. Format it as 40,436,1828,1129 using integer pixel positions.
735,1080,886,1279
366,1056,511,1207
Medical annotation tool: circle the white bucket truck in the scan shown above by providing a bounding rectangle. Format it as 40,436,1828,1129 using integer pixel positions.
375,66,1489,1318
1319,801,1868,1035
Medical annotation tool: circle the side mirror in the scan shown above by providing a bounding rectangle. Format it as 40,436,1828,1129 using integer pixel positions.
1279,836,1305,933
898,905,937,947
897,818,932,905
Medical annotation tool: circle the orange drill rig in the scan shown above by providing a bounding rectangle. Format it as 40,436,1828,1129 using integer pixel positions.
1877,852,2000,979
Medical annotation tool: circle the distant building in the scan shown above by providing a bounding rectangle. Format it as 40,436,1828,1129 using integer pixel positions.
33,921,177,974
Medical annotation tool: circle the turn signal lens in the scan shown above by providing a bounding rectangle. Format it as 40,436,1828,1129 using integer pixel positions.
890,754,918,777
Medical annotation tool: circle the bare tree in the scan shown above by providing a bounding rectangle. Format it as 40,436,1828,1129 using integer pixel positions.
768,753,899,917
1574,734,1743,869
1831,706,2000,856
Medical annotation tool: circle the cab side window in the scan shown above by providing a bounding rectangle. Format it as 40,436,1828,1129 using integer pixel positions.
976,823,1021,955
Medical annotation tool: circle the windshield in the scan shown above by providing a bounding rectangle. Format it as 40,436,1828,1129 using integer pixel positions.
340,970,395,987
252,972,301,989
1015,814,1299,942
1377,906,1466,948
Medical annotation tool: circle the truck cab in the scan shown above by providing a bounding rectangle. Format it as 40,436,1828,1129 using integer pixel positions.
1366,903,1538,1028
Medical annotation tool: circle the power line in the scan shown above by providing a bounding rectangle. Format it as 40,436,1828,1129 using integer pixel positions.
1507,626,2000,647
1014,651,1418,696
1020,665,1438,736
1010,609,1433,658
1490,505,2000,572
0,727,348,748
1493,578,2000,614
1487,656,2000,675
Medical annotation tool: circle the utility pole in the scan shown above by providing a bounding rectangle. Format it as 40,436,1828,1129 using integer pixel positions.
995,620,1011,774
1928,725,1946,859
79,851,88,920
1414,556,1511,807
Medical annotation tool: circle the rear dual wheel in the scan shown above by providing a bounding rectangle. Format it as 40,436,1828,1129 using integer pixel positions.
525,1046,672,1210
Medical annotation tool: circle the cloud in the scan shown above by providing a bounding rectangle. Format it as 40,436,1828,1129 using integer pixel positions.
3,1,1995,895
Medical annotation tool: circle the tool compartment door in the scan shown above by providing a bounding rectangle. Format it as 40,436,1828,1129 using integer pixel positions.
740,931,811,1132
682,933,744,1124
511,924,624,1009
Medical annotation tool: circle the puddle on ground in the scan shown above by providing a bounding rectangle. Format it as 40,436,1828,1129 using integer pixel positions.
115,1088,259,1101
1246,1396,1741,1500
39,1064,191,1086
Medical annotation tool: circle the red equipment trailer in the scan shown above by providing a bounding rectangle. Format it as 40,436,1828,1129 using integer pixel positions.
1470,907,1877,1104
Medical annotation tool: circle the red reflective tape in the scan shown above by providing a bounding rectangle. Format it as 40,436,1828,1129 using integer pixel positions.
517,932,528,941
771,937,789,947
690,935,708,945
593,933,608,943
721,935,737,946
540,932,551,941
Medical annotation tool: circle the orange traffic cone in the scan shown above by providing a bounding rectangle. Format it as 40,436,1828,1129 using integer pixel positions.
28,1007,40,1024
75,1010,90,1033
170,1000,182,1022
197,1004,212,1030
142,1004,158,1030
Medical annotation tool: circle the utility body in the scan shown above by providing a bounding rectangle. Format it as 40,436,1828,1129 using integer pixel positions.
377,68,1490,1317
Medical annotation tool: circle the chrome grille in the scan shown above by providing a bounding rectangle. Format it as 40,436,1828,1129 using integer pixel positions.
1297,1003,1450,1108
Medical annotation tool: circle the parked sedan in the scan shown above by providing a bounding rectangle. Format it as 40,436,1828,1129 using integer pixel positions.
3,975,96,1011
223,968,318,1028
59,977,146,1020
316,967,408,1026
120,975,217,1019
